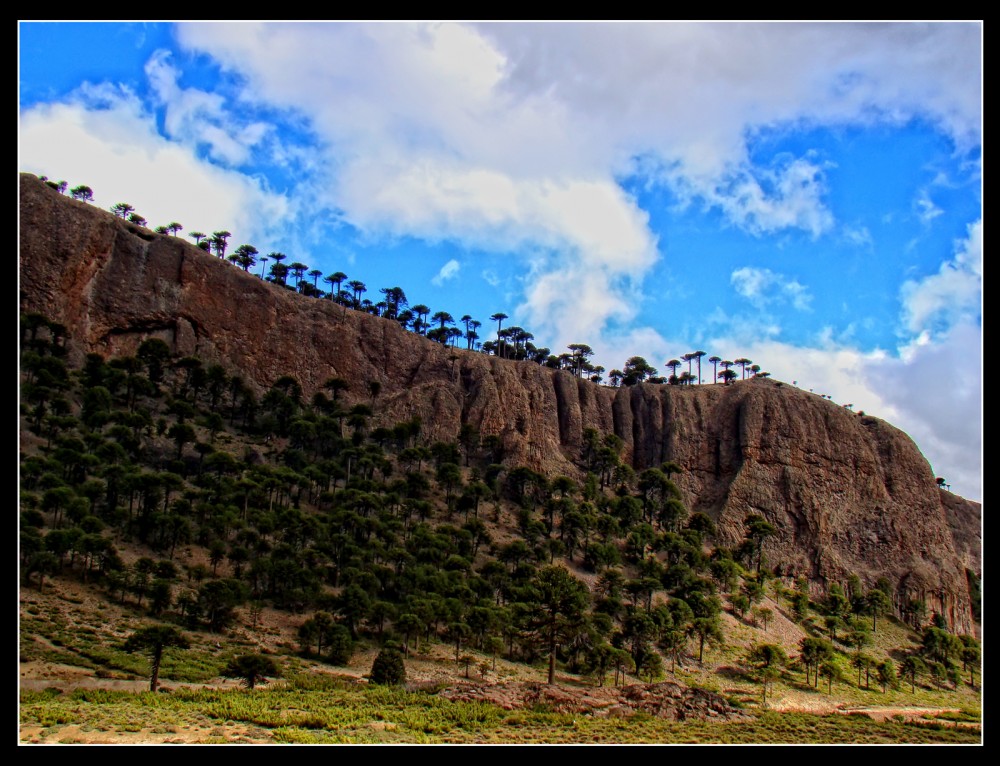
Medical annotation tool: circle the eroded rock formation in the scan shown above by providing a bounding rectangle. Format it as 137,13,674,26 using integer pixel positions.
19,173,981,632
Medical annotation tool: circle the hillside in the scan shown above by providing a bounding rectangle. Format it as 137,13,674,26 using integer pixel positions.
19,172,980,631
18,171,984,743
20,572,981,743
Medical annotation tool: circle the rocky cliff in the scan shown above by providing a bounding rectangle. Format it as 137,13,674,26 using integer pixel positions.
19,173,981,632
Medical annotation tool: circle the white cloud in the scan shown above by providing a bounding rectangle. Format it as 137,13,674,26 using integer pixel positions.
482,21,980,223
164,22,979,354
589,325,672,377
915,188,944,225
338,160,659,349
867,320,981,501
145,49,258,166
696,157,834,237
520,262,635,351
731,266,812,311
843,224,873,248
901,219,982,336
340,162,657,267
431,258,460,285
19,82,290,253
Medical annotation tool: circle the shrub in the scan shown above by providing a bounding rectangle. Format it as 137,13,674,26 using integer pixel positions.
327,625,354,666
370,646,407,686
222,653,280,690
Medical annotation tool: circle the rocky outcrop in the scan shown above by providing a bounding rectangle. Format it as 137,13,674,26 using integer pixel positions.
18,173,981,632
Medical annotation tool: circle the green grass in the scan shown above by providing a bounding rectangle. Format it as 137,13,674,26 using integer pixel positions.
20,684,981,744
20,606,226,684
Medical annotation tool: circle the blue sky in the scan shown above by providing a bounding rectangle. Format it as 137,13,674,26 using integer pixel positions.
19,22,982,500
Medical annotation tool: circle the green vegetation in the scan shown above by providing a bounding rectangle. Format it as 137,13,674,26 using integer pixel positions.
369,646,407,686
221,654,281,689
123,625,190,692
19,685,980,744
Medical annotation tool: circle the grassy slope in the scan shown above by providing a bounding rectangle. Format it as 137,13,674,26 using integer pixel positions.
20,572,981,744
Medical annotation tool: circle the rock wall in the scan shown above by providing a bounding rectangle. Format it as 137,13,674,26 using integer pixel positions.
19,174,981,632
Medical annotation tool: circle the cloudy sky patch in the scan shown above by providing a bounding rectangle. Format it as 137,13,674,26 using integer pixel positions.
431,258,461,286
731,266,813,311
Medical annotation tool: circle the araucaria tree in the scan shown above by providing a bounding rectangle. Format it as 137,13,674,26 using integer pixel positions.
111,202,135,219
230,244,259,272
211,231,231,259
621,356,657,386
380,286,407,319
527,566,590,684
490,313,508,357
666,359,682,382
326,272,348,302
747,643,787,706
865,589,892,633
799,637,833,688
743,514,774,573
222,654,280,690
692,350,706,384
123,624,190,692
708,356,721,383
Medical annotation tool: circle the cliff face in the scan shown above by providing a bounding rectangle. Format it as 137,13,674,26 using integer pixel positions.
19,174,981,632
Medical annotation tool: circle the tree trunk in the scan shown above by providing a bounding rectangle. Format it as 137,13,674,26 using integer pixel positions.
150,649,163,693
548,623,557,684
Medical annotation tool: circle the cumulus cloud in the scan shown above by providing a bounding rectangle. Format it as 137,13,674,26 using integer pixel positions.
731,266,812,311
587,325,673,378
163,22,979,352
431,258,460,286
482,22,980,220
687,157,834,237
843,224,873,248
915,188,944,225
520,261,637,351
867,320,981,500
19,82,290,253
901,219,982,336
338,160,659,347
702,307,783,346
145,49,272,166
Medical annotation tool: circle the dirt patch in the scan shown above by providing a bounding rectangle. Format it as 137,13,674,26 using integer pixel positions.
768,695,971,724
20,723,273,745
